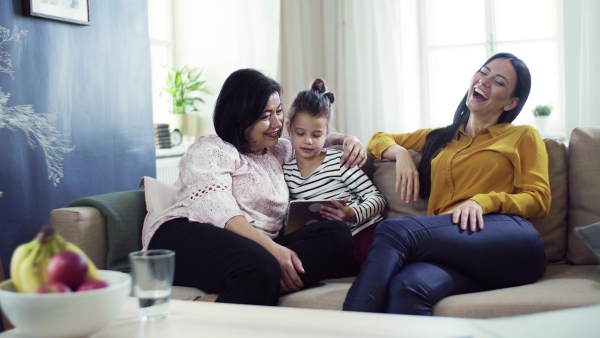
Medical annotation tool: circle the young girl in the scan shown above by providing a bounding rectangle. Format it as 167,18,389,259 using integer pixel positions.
283,79,386,265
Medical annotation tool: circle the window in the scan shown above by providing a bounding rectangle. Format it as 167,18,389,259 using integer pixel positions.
419,0,563,137
148,0,174,124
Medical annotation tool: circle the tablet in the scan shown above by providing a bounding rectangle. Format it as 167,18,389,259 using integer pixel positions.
284,199,343,234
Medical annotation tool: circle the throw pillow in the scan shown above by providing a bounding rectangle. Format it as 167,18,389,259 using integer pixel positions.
372,150,428,219
529,138,568,264
140,176,180,245
567,127,600,265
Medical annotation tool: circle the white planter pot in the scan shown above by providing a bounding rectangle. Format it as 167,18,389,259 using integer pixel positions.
170,114,201,137
534,116,550,136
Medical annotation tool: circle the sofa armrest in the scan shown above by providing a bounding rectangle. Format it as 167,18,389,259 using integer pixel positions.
51,190,146,272
50,206,108,269
65,190,147,272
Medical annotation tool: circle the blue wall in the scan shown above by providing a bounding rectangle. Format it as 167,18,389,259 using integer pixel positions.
0,0,155,293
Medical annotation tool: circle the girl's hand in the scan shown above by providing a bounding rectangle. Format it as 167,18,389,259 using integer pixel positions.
394,148,420,203
440,200,484,231
270,244,305,294
340,136,367,168
320,198,356,222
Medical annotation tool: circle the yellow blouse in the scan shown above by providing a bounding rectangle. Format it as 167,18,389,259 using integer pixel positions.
367,123,551,218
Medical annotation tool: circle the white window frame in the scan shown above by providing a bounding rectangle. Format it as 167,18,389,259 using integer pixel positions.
148,0,175,124
417,0,565,139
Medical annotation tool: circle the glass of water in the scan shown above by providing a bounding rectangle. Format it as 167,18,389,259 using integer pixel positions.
129,249,175,321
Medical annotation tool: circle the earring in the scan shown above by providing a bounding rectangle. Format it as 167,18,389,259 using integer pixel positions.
504,107,509,111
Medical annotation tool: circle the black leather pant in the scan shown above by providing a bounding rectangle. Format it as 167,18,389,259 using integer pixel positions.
150,218,359,306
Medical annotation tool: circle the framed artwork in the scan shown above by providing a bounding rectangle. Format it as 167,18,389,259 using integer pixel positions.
23,0,90,25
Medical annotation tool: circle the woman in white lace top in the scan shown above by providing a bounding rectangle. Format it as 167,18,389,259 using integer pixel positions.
145,69,366,305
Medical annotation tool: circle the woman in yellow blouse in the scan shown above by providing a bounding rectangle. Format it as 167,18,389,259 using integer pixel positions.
343,52,550,314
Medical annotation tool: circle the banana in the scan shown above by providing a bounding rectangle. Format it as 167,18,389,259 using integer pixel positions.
11,228,55,293
10,237,38,293
10,227,103,293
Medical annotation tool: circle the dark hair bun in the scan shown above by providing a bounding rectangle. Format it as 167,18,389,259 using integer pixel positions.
310,78,335,104
311,78,326,92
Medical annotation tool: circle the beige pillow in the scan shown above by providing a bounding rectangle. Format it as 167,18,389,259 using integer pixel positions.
567,127,600,265
371,150,428,219
529,138,568,264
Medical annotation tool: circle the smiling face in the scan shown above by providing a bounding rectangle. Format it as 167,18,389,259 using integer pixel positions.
244,92,283,154
288,112,329,160
466,58,520,121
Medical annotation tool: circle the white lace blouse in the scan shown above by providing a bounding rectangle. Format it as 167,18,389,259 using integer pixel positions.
142,135,293,249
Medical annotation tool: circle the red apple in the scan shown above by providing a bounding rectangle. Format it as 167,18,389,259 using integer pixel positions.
76,279,109,292
35,282,72,294
46,251,89,290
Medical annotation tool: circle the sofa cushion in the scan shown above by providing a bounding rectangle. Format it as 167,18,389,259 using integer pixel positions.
172,285,207,301
278,277,355,310
529,138,569,264
279,265,600,317
372,150,428,219
568,127,600,265
433,264,600,318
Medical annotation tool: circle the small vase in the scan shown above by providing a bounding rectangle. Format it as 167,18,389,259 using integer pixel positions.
181,114,202,138
534,116,550,136
170,114,184,132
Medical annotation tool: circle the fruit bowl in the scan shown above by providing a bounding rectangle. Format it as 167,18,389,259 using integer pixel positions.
0,270,131,338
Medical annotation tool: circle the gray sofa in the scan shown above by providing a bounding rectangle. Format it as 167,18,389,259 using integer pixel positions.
50,127,600,318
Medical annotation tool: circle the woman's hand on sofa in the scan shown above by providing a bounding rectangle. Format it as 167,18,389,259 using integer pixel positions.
383,145,420,203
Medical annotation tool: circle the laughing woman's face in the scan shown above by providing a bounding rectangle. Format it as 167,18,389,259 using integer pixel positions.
466,58,520,121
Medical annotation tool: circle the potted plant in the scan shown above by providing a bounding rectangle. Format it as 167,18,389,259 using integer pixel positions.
161,66,211,139
532,104,552,117
532,104,552,135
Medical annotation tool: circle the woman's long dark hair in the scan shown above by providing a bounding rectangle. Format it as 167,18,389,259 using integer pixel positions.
417,52,532,199
213,68,282,154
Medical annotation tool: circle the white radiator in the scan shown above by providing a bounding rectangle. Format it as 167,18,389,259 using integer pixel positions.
156,157,181,184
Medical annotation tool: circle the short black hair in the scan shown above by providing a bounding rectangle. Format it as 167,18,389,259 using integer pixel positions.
213,68,283,154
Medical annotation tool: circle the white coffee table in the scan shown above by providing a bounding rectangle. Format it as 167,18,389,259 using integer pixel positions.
101,297,471,338
1,297,599,337
1,297,471,337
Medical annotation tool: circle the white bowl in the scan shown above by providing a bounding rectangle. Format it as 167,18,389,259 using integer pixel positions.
0,270,131,338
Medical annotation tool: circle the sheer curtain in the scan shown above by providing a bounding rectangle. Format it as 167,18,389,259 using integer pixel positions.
578,0,600,127
279,0,418,143
238,0,280,78
279,0,329,121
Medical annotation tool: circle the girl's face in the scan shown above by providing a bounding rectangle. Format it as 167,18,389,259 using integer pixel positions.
244,92,283,154
466,58,519,120
288,112,329,160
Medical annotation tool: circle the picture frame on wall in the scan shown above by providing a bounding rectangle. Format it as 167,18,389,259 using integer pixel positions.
23,0,90,25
